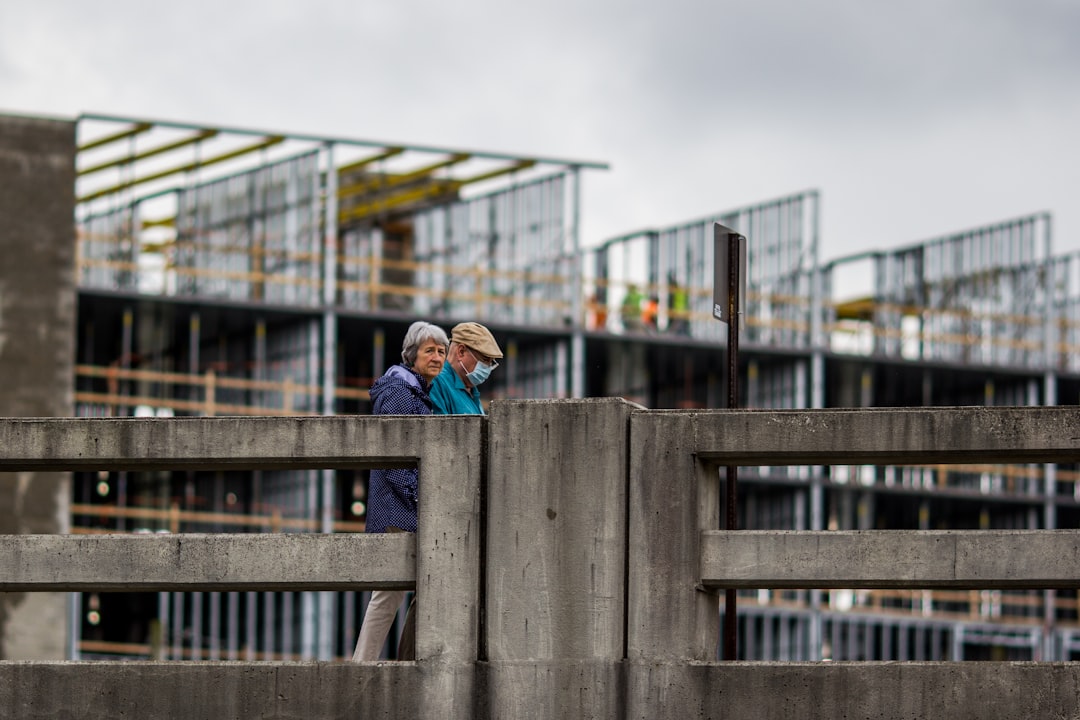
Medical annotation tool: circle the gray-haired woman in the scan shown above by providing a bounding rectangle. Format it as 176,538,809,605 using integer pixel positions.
352,320,448,661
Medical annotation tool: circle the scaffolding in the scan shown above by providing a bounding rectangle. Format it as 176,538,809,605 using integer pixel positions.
825,213,1055,369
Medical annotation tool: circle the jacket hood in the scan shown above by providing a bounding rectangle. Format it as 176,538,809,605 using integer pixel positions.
370,364,428,411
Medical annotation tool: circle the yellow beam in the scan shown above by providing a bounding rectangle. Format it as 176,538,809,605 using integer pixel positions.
337,153,470,201
140,240,173,254
458,159,536,186
338,146,405,175
834,297,877,322
339,180,461,224
78,136,286,204
337,158,535,224
77,122,153,152
78,129,220,176
141,216,176,230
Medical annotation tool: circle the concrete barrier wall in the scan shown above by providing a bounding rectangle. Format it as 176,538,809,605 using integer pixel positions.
5,660,1080,720
0,413,483,718
0,662,423,719
621,661,1080,720
3,403,1080,718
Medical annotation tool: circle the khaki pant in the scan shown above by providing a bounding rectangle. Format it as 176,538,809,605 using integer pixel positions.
352,591,414,661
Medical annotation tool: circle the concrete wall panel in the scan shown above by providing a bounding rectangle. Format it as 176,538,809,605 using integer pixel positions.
415,411,483,664
628,412,720,661
0,113,75,420
1,662,421,720
0,112,76,661
624,661,1080,720
486,399,637,662
6,660,1079,719
479,660,624,719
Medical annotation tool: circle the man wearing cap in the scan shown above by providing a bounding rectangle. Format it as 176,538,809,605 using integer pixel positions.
429,322,503,415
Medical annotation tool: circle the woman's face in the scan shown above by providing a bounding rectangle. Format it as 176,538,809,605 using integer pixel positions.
414,338,447,381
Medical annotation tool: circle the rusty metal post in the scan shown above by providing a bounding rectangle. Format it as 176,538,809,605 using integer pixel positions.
723,230,740,662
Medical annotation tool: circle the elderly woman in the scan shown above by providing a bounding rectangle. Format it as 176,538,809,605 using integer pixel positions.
352,320,448,662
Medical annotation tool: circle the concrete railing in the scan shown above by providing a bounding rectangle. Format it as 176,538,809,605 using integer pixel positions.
3,401,1080,719
0,414,483,718
702,530,1080,589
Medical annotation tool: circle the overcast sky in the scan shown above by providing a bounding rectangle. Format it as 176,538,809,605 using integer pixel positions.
3,0,1078,262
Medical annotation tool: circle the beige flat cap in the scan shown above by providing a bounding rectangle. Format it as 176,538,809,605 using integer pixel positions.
451,322,503,359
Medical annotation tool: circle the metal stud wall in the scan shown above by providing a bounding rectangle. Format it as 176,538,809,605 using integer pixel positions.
589,190,818,347
174,152,320,304
824,213,1053,368
412,172,571,326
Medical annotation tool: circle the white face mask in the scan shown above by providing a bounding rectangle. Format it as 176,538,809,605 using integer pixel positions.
466,359,494,386
461,348,497,386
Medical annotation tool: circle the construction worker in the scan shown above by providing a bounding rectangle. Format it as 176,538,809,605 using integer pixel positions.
621,284,644,333
668,274,690,334
642,294,659,332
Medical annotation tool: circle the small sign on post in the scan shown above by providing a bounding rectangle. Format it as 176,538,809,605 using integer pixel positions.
713,223,747,326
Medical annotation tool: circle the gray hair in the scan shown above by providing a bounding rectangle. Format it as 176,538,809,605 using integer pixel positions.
401,321,449,365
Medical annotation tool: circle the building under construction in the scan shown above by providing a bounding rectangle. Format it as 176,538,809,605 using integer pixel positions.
10,111,1080,662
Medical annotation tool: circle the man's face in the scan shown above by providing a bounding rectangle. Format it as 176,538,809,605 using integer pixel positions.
414,339,447,381
453,343,497,386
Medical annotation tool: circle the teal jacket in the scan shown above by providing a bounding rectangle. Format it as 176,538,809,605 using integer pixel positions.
429,362,485,415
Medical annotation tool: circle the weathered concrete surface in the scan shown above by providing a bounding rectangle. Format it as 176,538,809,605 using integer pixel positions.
0,113,75,419
478,660,624,719
0,533,416,591
702,529,1080,589
649,405,1080,465
0,415,482,471
414,409,483,665
486,398,637,662
0,406,484,714
628,411,720,662
485,398,637,718
5,660,1079,719
0,112,76,660
7,403,1080,716
0,662,426,719
623,661,1080,720
626,404,1080,662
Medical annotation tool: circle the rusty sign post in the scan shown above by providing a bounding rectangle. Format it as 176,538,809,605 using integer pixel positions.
713,222,746,661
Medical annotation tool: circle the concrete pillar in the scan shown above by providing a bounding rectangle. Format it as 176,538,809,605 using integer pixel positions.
0,112,76,659
485,398,638,717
